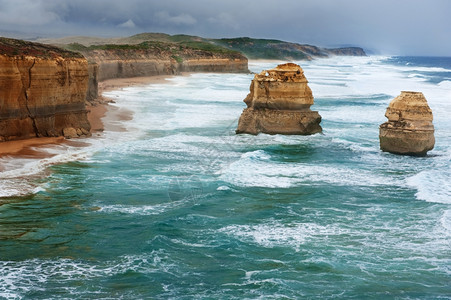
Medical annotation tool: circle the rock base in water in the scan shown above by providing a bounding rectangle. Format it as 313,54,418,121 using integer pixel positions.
236,109,322,135
379,91,435,156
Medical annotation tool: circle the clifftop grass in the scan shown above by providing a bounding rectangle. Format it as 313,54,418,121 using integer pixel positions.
0,37,84,59
212,37,310,60
65,40,243,60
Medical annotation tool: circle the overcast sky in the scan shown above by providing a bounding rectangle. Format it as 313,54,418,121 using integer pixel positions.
1,0,450,56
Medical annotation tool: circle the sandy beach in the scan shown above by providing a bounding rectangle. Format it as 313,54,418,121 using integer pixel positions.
0,74,175,159
98,75,177,94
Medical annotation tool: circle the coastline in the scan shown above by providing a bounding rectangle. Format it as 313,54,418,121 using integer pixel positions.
0,137,65,157
0,74,177,159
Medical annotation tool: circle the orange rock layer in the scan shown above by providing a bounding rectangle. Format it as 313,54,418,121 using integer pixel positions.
0,38,90,141
236,63,322,135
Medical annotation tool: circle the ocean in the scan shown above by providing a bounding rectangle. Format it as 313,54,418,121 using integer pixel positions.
1,56,450,299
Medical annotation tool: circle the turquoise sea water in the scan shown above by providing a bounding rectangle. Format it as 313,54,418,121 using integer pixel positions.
1,56,450,299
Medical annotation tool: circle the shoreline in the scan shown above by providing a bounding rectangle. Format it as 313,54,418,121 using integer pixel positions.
0,74,177,159
99,74,179,95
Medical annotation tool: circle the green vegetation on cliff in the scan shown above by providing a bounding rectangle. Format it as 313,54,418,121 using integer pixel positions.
0,37,83,59
212,37,311,60
38,33,366,61
64,40,244,63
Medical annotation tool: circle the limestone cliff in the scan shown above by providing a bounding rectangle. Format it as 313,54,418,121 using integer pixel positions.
379,91,435,156
236,63,322,135
0,37,90,142
69,42,248,101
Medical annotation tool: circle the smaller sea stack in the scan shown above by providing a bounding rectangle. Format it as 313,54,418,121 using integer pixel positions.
379,91,435,156
236,63,322,135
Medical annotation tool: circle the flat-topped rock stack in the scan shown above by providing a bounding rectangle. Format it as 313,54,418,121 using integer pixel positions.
379,91,435,156
236,63,322,135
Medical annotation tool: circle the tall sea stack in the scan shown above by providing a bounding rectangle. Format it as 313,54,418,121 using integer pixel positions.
379,91,435,156
236,63,322,135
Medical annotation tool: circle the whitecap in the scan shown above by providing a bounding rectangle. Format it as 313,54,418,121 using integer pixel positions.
217,185,231,191
0,150,94,198
218,221,351,251
219,156,396,188
241,150,271,160
98,201,186,216
0,251,174,298
406,170,451,204
440,210,451,236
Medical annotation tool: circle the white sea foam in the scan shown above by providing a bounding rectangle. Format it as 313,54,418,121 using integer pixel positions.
0,251,174,298
103,73,249,132
330,137,378,153
217,185,231,191
439,210,451,237
0,149,94,198
321,105,386,124
99,199,191,215
219,221,350,251
406,170,451,204
219,150,396,188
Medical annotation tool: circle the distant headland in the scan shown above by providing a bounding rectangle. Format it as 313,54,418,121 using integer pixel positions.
37,32,367,61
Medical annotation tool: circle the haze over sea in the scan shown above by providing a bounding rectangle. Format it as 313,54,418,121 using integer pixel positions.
1,56,450,299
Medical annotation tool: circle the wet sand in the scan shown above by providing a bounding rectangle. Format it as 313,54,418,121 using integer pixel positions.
0,137,65,157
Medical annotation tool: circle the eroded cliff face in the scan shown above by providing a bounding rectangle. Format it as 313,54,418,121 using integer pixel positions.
379,91,435,156
0,38,90,141
181,58,249,73
236,63,322,135
81,47,248,101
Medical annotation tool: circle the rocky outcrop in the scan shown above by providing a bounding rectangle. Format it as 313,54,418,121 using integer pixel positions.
379,91,435,156
236,63,322,135
0,37,90,141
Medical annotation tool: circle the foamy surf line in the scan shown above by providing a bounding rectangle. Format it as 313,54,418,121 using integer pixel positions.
0,148,94,198
0,80,143,198
0,126,137,198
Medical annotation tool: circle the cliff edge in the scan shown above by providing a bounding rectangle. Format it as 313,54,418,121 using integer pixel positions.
0,37,91,142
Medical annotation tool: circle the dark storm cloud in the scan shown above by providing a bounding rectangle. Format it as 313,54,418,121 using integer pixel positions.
1,0,450,55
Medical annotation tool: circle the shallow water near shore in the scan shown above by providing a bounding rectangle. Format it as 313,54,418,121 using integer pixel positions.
1,56,450,299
